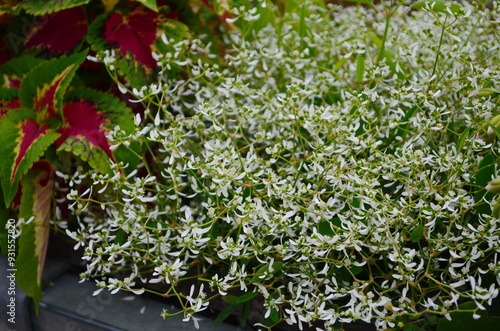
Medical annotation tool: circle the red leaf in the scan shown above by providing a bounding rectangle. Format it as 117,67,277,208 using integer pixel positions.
104,6,158,69
24,7,88,54
56,100,113,158
13,119,50,182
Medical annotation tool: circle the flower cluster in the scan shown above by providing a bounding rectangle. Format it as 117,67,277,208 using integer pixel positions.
62,1,500,330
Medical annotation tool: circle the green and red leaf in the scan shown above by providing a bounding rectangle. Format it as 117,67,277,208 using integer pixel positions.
18,50,87,122
0,110,60,206
56,88,133,173
16,162,54,313
24,7,88,54
56,100,113,158
103,6,159,70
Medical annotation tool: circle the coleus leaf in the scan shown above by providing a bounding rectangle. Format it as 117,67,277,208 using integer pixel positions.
0,55,44,89
24,7,88,54
57,135,113,174
19,50,87,122
56,87,134,174
103,6,159,70
16,161,54,313
21,0,90,16
0,109,60,206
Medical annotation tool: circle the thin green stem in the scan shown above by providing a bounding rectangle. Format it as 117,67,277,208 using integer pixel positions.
431,25,446,78
377,15,392,63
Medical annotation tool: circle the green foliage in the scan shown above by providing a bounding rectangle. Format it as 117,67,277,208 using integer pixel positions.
412,0,462,15
437,301,500,331
3,0,500,329
21,0,91,15
0,109,60,205
70,1,500,330
0,0,238,310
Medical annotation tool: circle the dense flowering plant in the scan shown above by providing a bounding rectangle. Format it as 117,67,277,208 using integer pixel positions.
44,0,500,330
0,0,232,309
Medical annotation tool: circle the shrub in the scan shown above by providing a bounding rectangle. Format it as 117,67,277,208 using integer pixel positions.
45,0,500,330
0,0,229,308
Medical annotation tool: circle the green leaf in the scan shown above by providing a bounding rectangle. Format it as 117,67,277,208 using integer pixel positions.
57,136,112,175
270,307,279,323
0,56,44,89
214,303,239,325
412,0,462,15
114,228,125,245
367,32,406,78
0,189,12,256
222,295,239,304
236,291,259,303
356,54,365,83
437,302,500,331
19,50,88,121
489,125,500,141
252,261,283,282
410,224,424,242
210,217,220,239
333,58,348,72
318,220,335,236
22,0,90,15
16,164,54,313
113,141,143,176
475,153,495,215
383,105,419,150
133,0,158,12
240,301,250,328
456,127,471,150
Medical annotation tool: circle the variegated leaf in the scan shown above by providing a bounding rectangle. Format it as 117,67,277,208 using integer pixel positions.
16,162,54,313
19,50,87,121
0,109,60,206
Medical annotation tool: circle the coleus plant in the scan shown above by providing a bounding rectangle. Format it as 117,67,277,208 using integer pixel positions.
0,0,236,312
0,50,134,310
